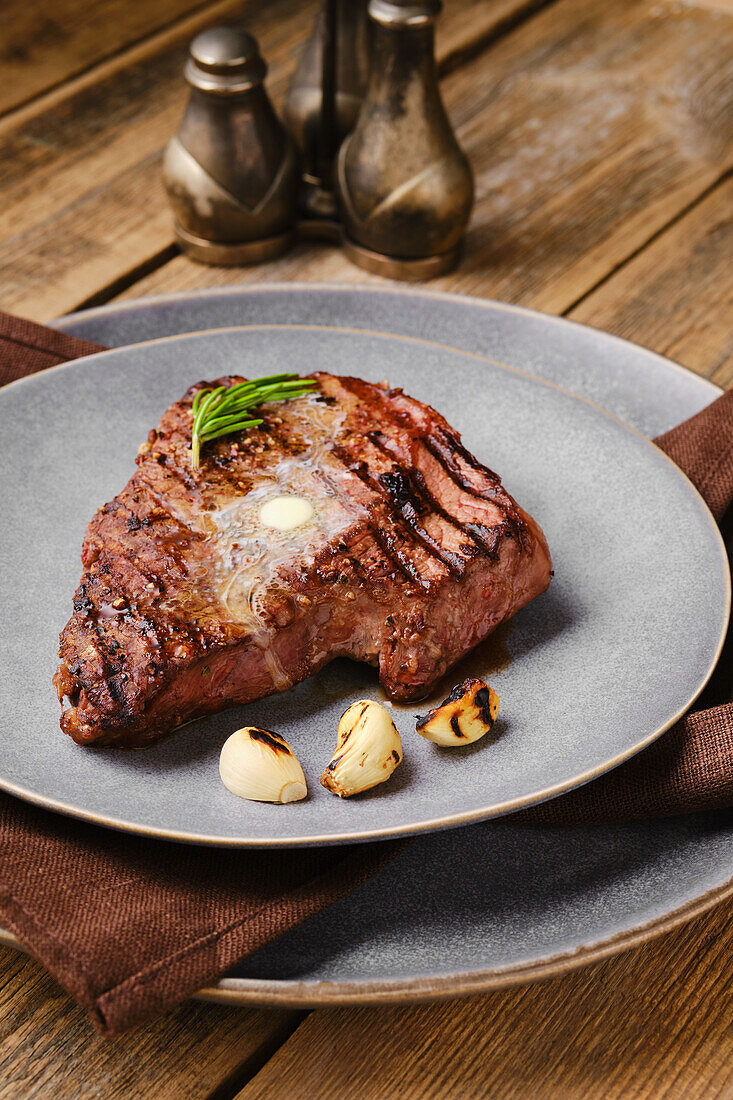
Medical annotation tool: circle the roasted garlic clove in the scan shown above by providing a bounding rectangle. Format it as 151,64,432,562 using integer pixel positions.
416,678,499,746
321,700,403,798
219,727,307,803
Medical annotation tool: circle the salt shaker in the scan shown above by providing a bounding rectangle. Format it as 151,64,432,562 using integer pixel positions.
163,26,300,265
336,0,474,279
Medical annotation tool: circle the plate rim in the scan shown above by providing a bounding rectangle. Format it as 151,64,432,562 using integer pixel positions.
0,323,729,847
1,876,730,1005
53,281,724,405
202,875,733,1005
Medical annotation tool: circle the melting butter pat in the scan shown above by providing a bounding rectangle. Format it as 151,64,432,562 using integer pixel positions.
259,495,314,531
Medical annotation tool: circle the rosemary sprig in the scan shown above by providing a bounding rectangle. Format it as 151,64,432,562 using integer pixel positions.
190,374,317,469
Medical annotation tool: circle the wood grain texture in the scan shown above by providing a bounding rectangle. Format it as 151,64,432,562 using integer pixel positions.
570,175,733,383
120,0,733,319
0,945,302,1099
0,0,320,322
0,0,538,322
235,896,733,1100
436,0,552,72
0,0,214,118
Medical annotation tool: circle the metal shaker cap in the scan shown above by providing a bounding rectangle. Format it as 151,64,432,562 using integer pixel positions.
185,26,267,94
369,0,442,27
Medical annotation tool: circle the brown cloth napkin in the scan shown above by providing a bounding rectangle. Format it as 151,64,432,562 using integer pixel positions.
0,311,731,1034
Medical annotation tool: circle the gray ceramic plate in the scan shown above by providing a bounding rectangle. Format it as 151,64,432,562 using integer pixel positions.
56,283,721,439
0,322,728,847
0,285,722,1005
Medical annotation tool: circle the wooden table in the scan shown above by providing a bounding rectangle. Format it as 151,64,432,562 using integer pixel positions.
1,0,732,1094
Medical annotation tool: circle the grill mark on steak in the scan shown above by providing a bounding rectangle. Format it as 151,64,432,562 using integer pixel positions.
367,429,496,560
55,372,552,746
329,443,429,587
377,468,466,577
374,436,511,562
329,441,452,584
330,410,471,577
425,427,526,548
410,467,506,560
369,523,426,588
341,376,521,559
308,465,411,595
336,375,520,558
264,422,418,599
354,519,422,589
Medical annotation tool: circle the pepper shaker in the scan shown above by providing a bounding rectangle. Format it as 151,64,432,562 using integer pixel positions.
163,26,300,265
284,0,370,226
336,0,474,279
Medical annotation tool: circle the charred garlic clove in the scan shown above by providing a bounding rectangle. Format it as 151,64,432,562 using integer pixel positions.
416,678,499,746
219,727,307,803
321,700,403,798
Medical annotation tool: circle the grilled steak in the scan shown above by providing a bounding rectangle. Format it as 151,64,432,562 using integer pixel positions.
55,373,552,747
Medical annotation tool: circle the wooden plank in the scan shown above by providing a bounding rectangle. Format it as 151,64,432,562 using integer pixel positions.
569,175,733,383
0,945,303,1099
0,0,216,118
117,0,733,320
437,0,552,72
0,0,317,231
0,0,316,323
235,896,733,1100
0,0,537,322
0,0,542,135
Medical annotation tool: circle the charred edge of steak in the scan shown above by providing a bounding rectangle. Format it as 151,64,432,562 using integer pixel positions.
332,374,528,553
427,428,527,548
376,469,467,577
369,435,504,564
